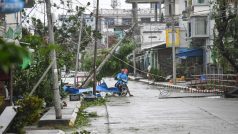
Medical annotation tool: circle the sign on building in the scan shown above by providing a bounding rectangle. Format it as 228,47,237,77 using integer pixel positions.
166,28,180,47
0,0,34,13
0,0,24,13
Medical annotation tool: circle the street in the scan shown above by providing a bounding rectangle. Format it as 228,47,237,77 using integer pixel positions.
66,78,238,134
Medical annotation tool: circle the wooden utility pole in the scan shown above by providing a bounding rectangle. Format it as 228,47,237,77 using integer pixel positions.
45,0,62,119
93,0,99,95
171,0,176,85
74,14,84,87
82,24,135,88
132,2,138,77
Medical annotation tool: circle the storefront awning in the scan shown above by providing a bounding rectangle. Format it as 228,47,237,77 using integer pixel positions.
176,48,203,58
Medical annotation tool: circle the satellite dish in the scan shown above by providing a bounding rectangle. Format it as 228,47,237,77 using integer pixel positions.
0,0,24,14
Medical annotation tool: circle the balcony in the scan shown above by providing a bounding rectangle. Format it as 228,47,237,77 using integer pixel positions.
192,0,209,6
97,9,159,18
189,16,209,38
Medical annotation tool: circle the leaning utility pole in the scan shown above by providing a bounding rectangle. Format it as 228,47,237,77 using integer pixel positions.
93,0,99,95
132,2,138,77
82,24,135,88
171,0,176,85
45,0,62,119
74,14,84,87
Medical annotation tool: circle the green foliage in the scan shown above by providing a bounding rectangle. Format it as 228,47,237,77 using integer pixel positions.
150,68,165,82
31,17,46,36
212,0,238,72
10,95,43,133
82,39,135,80
0,38,29,72
54,9,92,53
14,35,54,106
80,130,91,134
75,98,106,127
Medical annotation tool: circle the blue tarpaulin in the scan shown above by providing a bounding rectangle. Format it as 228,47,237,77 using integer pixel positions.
0,0,24,13
63,82,120,95
176,48,203,58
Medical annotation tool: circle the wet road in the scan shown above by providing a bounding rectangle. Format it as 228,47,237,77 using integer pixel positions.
72,78,238,134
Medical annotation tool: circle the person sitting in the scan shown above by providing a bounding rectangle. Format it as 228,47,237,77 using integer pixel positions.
115,69,124,88
121,69,133,96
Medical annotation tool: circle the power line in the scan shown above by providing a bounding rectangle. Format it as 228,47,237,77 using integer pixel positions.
109,52,164,78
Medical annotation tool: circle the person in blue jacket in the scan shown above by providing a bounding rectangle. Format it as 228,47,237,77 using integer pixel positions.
115,69,133,96
115,69,124,88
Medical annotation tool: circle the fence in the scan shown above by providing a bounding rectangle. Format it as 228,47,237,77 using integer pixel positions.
189,74,238,93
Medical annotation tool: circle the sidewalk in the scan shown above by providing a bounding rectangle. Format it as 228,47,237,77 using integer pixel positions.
128,75,222,96
129,75,190,90
25,97,81,133
38,97,80,127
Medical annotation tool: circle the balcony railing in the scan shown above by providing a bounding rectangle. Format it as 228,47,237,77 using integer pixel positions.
97,8,160,17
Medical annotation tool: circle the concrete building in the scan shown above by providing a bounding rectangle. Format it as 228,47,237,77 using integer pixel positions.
96,8,164,48
182,0,215,74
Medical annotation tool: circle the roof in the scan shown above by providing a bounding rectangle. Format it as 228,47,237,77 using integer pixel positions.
141,41,166,50
177,48,203,58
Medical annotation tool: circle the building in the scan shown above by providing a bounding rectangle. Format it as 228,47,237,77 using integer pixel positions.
183,0,215,74
95,7,164,48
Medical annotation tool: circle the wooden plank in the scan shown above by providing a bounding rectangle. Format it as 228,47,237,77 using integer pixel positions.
0,106,17,134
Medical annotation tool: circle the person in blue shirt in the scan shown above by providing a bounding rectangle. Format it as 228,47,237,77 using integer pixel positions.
115,68,133,96
115,69,124,87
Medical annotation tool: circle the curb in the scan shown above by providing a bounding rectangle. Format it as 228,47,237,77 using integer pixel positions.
69,101,81,127
129,76,189,90
38,99,81,127
129,76,223,94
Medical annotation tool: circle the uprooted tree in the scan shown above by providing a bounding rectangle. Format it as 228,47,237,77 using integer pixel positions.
213,0,238,73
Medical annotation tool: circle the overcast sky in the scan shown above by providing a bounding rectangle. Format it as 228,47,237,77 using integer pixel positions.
23,0,150,28
79,0,149,11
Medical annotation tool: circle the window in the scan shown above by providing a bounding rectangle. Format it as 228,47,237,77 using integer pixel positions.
141,18,151,23
105,18,114,26
188,22,191,37
197,0,204,4
195,0,208,4
169,3,172,16
195,17,207,35
122,18,132,25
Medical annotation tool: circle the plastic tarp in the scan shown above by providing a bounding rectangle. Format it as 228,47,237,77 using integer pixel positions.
63,86,92,94
176,48,203,58
63,82,120,94
96,82,120,93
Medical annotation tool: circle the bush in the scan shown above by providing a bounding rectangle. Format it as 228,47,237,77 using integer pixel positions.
150,68,165,82
9,95,43,133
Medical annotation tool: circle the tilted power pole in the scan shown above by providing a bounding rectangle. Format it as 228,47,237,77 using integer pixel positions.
45,0,62,119
82,24,135,88
171,0,176,85
93,0,99,95
74,14,84,87
132,2,138,77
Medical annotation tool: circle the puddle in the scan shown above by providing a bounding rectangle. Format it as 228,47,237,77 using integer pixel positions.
205,96,222,99
104,122,121,124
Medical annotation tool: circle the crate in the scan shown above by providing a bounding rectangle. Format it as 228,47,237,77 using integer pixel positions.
69,94,80,101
